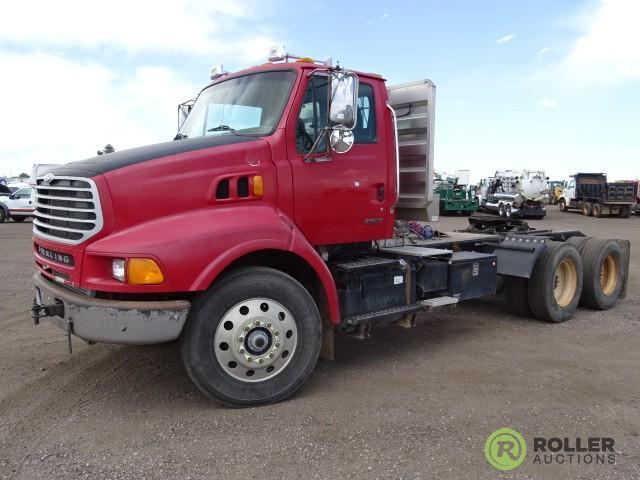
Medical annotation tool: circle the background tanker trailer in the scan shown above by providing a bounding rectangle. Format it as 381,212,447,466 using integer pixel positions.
477,169,549,219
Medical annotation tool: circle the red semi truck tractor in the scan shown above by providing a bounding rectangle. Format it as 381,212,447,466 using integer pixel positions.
31,51,630,406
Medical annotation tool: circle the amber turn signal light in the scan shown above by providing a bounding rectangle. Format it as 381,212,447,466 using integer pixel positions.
127,258,165,285
252,175,264,196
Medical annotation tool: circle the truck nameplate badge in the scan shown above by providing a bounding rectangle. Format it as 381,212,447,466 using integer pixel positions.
37,245,74,266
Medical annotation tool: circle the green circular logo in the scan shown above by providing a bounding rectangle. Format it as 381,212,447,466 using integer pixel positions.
484,428,527,471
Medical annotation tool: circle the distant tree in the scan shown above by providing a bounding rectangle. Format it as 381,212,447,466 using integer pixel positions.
18,172,29,179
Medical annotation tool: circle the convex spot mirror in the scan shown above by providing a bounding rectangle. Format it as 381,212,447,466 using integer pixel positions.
329,129,354,154
329,71,358,131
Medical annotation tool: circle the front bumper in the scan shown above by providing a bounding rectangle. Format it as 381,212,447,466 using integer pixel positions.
33,273,190,345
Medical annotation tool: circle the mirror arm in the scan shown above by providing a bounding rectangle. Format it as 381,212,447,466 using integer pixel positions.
303,127,331,162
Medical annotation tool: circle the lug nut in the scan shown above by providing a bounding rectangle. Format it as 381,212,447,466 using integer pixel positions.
266,322,272,328
239,348,245,354
274,331,280,336
247,357,252,362
244,326,250,332
255,320,261,326
258,359,264,364
275,342,280,348
238,336,244,342
269,353,274,358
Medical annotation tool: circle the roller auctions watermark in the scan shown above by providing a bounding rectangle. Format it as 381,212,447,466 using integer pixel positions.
484,428,617,471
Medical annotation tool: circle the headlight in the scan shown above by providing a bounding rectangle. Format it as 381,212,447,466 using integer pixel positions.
112,258,126,282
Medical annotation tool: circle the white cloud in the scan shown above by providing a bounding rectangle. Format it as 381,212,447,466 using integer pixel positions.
0,0,279,61
537,98,558,108
496,33,515,45
538,47,551,55
562,0,640,83
0,52,196,175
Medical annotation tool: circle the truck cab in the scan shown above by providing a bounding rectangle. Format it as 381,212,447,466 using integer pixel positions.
30,51,629,406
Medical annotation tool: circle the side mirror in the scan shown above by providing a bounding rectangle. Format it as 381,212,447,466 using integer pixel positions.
329,71,358,130
329,129,354,154
178,100,194,130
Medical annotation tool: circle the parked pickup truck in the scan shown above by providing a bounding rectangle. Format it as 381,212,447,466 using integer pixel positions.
559,173,636,218
30,49,630,406
0,186,34,223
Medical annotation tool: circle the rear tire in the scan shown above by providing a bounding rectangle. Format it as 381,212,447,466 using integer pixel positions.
505,205,512,218
592,203,602,218
582,202,592,216
528,241,583,323
504,276,532,318
180,267,322,407
0,209,5,223
580,239,624,310
558,199,568,212
618,206,630,218
566,236,590,255
498,204,505,217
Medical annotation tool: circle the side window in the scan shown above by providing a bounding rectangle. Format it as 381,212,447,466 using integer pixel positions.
353,83,376,143
296,78,377,153
296,76,328,153
15,188,31,198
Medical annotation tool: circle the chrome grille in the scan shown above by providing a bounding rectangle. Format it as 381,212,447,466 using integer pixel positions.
33,176,103,244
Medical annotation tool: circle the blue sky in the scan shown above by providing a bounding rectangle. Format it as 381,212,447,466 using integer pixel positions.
0,0,638,182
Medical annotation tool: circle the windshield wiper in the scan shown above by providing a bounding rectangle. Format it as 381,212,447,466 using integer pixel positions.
207,124,237,134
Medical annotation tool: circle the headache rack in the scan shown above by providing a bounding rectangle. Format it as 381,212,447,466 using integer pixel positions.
33,176,103,244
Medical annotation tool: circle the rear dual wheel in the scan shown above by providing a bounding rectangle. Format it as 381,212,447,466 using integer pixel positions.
579,239,624,310
506,241,583,322
181,267,322,407
528,241,583,323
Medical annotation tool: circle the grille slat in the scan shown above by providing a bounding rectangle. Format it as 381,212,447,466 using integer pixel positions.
33,176,103,244
34,202,95,213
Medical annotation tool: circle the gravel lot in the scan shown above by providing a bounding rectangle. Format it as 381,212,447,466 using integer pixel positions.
1,209,638,479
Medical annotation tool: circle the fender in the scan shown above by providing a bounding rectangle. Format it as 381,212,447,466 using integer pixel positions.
84,204,341,324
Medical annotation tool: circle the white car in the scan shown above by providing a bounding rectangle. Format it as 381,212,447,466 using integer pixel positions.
0,187,34,223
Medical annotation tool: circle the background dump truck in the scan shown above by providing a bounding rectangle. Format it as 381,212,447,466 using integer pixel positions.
558,173,636,218
30,51,630,407
476,170,548,219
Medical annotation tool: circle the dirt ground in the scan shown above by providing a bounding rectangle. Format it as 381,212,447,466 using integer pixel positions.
0,209,638,480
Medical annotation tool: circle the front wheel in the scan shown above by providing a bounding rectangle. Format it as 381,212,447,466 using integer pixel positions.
0,209,6,223
180,267,322,407
558,199,568,212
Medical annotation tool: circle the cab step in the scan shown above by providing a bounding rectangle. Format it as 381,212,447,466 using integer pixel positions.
421,296,459,307
344,303,425,325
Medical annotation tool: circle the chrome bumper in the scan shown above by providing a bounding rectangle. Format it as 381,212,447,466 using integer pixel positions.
32,273,190,346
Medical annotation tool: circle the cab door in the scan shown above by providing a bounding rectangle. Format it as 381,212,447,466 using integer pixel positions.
8,187,33,215
287,74,392,246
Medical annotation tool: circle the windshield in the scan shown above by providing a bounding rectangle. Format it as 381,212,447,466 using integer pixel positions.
179,70,296,138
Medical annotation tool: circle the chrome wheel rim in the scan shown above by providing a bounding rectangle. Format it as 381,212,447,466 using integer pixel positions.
214,298,298,383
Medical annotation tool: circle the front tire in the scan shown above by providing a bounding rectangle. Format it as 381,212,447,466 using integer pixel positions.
181,267,322,407
0,209,6,223
558,199,568,212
